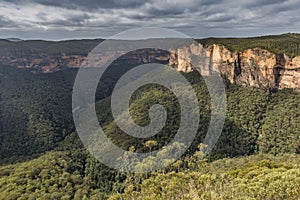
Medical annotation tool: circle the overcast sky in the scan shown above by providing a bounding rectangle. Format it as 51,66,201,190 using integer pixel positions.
0,0,299,40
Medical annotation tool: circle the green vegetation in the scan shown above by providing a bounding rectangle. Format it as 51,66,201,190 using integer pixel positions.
0,150,299,200
1,62,300,199
0,65,77,161
111,153,300,200
0,151,108,200
259,89,300,154
1,33,300,57
96,72,300,159
198,33,300,57
0,39,102,55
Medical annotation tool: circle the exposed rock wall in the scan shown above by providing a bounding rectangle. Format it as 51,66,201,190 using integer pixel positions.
169,43,300,89
2,41,300,89
0,48,86,73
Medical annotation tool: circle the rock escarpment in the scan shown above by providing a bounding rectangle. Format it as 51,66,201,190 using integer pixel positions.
169,43,300,89
0,48,86,73
1,39,300,89
0,47,169,73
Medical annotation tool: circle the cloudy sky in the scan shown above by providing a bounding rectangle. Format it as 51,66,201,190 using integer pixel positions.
0,0,299,40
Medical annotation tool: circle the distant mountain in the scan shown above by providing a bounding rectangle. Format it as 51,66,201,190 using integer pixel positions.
0,39,104,73
0,33,299,73
5,38,23,42
1,33,300,90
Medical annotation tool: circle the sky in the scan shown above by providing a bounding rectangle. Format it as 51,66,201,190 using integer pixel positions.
0,0,299,40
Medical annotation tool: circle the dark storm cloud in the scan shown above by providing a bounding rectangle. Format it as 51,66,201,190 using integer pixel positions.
0,0,300,40
245,0,286,7
2,0,148,10
266,1,299,13
208,15,236,23
199,0,226,6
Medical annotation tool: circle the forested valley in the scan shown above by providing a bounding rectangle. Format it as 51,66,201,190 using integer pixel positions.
0,58,299,199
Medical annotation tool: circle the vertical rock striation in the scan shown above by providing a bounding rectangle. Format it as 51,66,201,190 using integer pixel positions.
169,43,300,89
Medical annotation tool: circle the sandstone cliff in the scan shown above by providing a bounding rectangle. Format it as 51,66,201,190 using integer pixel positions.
1,39,300,89
169,43,300,89
0,48,86,73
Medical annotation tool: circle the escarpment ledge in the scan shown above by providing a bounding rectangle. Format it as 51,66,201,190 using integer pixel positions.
1,39,300,89
169,43,300,89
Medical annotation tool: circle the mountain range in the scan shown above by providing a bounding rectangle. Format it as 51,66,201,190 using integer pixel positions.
0,33,299,199
1,33,300,89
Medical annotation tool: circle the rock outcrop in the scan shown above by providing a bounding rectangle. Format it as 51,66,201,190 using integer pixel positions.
169,43,300,89
0,47,169,73
1,40,300,89
0,48,86,73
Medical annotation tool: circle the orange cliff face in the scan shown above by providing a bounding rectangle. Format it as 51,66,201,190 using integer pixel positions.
1,42,300,89
0,48,170,73
0,49,86,73
169,43,300,90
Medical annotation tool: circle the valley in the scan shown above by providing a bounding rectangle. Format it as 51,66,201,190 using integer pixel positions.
0,34,300,199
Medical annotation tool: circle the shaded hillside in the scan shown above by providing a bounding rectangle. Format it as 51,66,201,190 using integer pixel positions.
1,65,300,163
2,33,300,57
0,62,300,199
0,39,102,55
0,65,77,161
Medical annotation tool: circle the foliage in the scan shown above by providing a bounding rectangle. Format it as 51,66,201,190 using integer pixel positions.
0,65,77,161
259,89,300,154
112,153,300,200
198,33,300,57
1,62,300,199
1,150,299,200
0,39,103,55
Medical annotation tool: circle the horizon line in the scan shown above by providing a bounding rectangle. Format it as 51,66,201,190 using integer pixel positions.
2,32,300,42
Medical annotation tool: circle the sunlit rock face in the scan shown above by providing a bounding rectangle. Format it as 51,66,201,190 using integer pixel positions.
1,39,300,89
170,43,300,89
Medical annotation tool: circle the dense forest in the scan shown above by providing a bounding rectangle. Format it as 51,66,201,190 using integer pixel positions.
1,33,300,57
198,33,300,57
0,34,300,199
0,53,300,199
0,39,102,55
0,151,299,199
